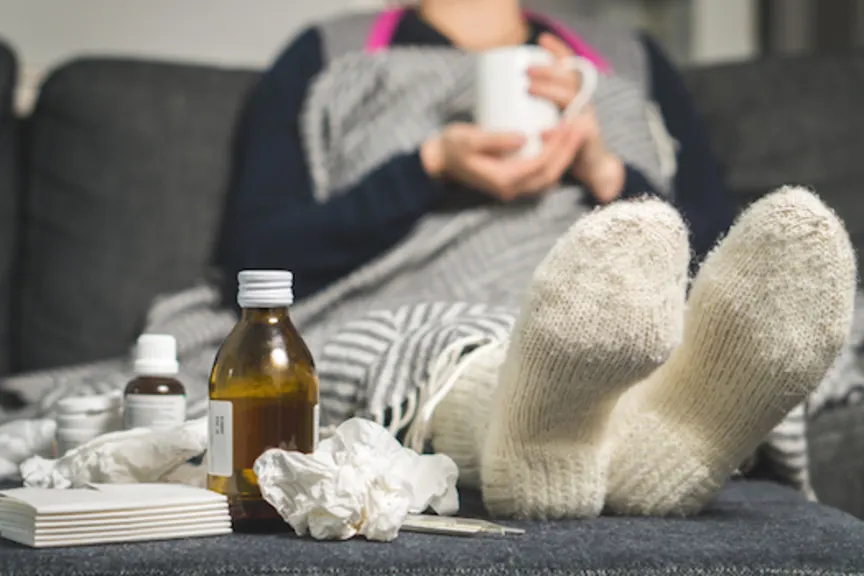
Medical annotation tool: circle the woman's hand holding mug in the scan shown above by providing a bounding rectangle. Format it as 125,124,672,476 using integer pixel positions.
421,123,581,202
528,33,625,203
422,34,624,204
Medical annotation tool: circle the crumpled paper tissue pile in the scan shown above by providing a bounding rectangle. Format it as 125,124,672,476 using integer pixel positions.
255,417,459,542
19,418,208,488
0,419,57,479
6,409,459,543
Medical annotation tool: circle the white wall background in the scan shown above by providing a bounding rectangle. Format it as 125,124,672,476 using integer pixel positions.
1,0,368,112
2,0,360,69
0,0,758,113
690,0,758,63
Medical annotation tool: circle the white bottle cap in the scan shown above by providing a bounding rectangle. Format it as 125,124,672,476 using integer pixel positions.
237,270,294,308
134,334,179,376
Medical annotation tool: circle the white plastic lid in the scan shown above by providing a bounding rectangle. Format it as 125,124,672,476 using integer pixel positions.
237,270,294,308
134,334,179,376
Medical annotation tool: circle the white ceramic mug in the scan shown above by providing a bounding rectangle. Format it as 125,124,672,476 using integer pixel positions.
475,45,599,158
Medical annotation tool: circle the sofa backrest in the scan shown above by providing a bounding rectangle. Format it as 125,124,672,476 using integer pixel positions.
684,54,864,267
0,41,17,377
7,52,864,373
15,59,257,371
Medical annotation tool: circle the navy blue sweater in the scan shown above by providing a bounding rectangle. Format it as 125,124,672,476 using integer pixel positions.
219,11,735,301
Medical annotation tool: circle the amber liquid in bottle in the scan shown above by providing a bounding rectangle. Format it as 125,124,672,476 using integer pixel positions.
207,306,318,530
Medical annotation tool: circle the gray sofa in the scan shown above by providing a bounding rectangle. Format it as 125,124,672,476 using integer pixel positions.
1,39,864,574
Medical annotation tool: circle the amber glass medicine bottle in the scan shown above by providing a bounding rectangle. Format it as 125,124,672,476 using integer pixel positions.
124,334,187,430
208,270,319,526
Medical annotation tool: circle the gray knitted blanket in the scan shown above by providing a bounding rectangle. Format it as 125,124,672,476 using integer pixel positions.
2,48,862,496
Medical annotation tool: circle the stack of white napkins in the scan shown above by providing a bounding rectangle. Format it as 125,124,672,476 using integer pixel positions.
0,483,231,548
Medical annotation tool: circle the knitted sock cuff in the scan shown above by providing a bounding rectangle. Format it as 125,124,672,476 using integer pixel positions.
482,449,606,519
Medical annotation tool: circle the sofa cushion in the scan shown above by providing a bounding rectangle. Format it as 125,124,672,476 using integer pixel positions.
0,481,862,574
17,59,258,371
0,41,17,377
809,400,864,520
684,54,864,271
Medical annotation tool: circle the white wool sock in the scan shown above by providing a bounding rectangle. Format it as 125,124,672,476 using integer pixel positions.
606,186,856,516
430,342,506,489
480,198,690,519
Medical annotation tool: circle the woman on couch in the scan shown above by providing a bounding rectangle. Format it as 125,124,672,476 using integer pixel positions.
221,0,734,300
217,0,855,518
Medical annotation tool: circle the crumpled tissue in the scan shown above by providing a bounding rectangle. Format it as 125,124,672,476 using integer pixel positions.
254,417,459,542
20,418,207,488
0,419,57,480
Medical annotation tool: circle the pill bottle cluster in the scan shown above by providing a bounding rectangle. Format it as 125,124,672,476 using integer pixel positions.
55,269,319,534
54,334,188,456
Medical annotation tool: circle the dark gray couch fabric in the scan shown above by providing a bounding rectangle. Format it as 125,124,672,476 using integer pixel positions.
0,41,17,378
16,59,256,371
684,53,864,271
0,481,862,575
810,402,864,519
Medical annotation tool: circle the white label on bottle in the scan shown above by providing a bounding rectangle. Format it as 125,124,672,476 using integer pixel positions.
208,400,233,477
123,395,186,431
313,404,320,452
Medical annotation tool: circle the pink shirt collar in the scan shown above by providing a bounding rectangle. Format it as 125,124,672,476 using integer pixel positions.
365,7,611,73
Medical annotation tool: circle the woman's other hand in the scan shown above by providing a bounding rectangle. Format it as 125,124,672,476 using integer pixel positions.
529,33,625,204
421,122,583,202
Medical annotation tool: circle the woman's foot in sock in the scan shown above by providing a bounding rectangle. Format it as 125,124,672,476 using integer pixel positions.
606,186,856,516
430,341,507,489
480,198,690,519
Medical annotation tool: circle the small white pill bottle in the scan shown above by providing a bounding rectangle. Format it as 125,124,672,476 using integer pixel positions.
123,334,187,430
54,392,123,456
